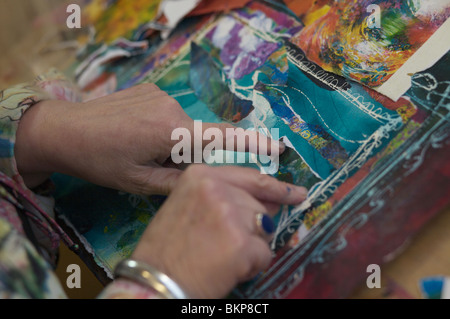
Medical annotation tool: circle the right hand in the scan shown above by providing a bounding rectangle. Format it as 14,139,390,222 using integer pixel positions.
130,164,308,298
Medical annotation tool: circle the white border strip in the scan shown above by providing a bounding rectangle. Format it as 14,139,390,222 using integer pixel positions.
376,17,450,101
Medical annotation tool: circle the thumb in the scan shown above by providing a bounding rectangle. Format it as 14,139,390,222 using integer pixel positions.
137,166,183,195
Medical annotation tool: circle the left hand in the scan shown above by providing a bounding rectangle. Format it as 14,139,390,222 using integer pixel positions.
15,83,282,195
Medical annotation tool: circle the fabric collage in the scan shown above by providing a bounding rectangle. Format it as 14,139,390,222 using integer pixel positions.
52,0,450,298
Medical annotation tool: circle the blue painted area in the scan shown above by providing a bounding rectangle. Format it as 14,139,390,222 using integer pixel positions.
420,276,445,299
286,61,400,154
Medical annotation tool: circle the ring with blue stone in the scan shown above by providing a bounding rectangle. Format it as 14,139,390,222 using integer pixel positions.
256,213,275,239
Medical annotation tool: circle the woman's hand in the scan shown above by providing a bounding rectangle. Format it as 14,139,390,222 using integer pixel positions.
130,164,308,298
15,83,282,194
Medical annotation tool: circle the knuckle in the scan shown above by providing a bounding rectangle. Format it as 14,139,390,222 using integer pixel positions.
164,95,181,108
184,164,208,179
215,202,241,238
256,173,274,190
255,174,289,201
140,82,159,91
159,97,188,129
197,177,217,195
165,117,185,133
227,228,247,255
191,174,223,205
235,244,255,277
216,200,234,219
239,260,253,279
260,246,273,267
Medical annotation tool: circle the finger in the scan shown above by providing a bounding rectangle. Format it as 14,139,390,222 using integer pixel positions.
260,201,282,216
221,186,278,250
205,166,308,206
200,122,286,156
224,183,282,217
137,166,183,195
220,184,268,231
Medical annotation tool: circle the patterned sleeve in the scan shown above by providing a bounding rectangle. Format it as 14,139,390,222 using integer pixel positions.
0,69,80,179
0,70,161,299
0,212,67,298
0,69,79,298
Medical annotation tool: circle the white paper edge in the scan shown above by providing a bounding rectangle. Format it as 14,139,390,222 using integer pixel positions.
376,17,450,101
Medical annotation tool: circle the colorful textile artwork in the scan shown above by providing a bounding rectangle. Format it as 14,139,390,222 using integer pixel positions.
289,0,450,100
52,0,450,298
142,4,407,255
241,48,450,299
83,0,162,44
76,0,217,90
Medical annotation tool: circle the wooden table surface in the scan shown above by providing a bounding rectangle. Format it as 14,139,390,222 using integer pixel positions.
1,1,449,299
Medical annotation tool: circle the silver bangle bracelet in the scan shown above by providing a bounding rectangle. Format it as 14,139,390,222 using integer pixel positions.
114,259,188,299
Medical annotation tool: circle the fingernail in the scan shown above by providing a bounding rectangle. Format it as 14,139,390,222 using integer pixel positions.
279,141,286,153
295,186,308,198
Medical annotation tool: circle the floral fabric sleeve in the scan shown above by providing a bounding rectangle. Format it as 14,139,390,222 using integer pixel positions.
0,70,160,299
0,69,78,298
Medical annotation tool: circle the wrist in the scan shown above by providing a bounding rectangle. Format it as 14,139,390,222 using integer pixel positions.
14,100,75,188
